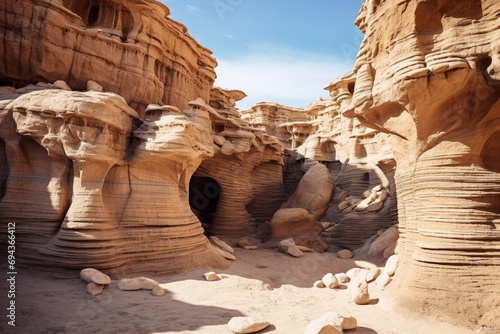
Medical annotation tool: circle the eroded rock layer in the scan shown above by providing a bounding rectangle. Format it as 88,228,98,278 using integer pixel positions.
345,0,500,326
0,89,228,273
0,0,217,114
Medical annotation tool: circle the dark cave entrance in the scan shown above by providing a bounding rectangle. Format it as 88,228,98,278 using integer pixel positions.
189,176,221,232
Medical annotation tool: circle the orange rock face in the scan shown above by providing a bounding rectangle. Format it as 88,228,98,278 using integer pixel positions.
344,0,500,326
0,0,217,114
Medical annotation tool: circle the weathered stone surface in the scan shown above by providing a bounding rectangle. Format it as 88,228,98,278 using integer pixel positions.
86,282,104,296
117,277,159,291
80,268,111,285
151,286,166,297
322,273,340,289
336,249,353,259
0,0,217,114
384,255,399,277
338,0,500,324
204,272,219,281
282,164,334,220
304,312,348,334
227,316,270,334
210,236,235,254
270,208,316,239
368,226,399,257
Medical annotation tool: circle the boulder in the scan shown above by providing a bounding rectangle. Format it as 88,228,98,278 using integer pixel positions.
304,312,356,334
368,226,399,257
270,208,316,239
351,282,370,305
281,164,334,220
366,268,382,283
86,80,103,92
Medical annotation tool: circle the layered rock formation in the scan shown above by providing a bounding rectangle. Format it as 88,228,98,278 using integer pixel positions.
342,0,500,326
0,0,217,114
0,88,228,273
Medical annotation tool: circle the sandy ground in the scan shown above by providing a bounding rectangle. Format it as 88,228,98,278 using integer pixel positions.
0,248,477,334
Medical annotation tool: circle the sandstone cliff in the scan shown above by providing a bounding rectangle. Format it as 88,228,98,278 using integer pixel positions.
0,0,217,115
342,0,500,327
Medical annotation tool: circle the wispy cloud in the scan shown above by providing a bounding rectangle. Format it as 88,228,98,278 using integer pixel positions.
214,44,354,110
185,4,204,16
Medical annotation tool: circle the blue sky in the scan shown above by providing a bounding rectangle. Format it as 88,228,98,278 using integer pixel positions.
161,1,364,110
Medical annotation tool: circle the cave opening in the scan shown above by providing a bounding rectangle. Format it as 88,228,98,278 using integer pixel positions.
189,176,221,232
88,4,100,26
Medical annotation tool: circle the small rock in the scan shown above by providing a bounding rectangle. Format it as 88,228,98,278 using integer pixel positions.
210,236,235,254
363,189,372,198
313,280,326,288
304,312,345,334
335,273,349,284
337,190,348,202
372,184,383,192
352,282,370,305
346,268,367,282
321,222,331,230
244,246,258,250
0,86,16,94
322,273,340,289
227,316,270,334
338,315,358,330
214,246,237,260
297,245,314,252
354,197,372,211
325,226,335,232
338,201,350,210
86,282,104,296
151,286,166,297
80,268,111,285
384,255,399,276
237,239,250,248
375,273,392,290
287,245,305,258
53,80,71,91
383,242,397,258
366,201,384,212
204,272,219,281
87,80,103,92
343,206,354,213
117,277,159,291
337,249,353,259
279,238,295,249
377,189,389,202
366,268,382,283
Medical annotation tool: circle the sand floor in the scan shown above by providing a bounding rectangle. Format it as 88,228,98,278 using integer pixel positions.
0,248,477,334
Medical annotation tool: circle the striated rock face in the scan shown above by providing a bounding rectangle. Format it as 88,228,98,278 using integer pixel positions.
194,89,285,237
0,89,227,273
0,0,217,114
345,0,500,326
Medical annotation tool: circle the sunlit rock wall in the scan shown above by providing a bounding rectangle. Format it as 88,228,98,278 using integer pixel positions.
344,0,500,326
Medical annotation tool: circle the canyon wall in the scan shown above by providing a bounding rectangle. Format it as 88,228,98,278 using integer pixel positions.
0,0,285,273
343,0,500,326
0,0,217,115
